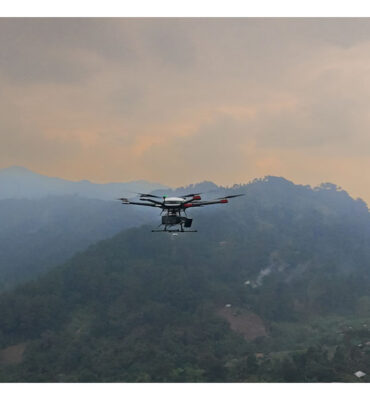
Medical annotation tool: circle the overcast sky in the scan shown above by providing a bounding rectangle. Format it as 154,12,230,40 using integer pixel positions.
1,18,370,201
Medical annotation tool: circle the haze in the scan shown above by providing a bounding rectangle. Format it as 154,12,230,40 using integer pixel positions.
1,18,370,202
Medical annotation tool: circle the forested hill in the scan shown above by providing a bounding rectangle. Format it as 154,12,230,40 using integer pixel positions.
0,196,158,291
1,177,370,382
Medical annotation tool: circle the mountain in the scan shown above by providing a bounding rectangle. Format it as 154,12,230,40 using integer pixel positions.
0,176,234,291
0,196,159,291
0,177,230,291
1,177,370,382
0,166,169,290
0,166,169,200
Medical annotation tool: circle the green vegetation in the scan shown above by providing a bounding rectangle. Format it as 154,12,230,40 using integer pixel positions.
1,177,370,381
0,196,155,290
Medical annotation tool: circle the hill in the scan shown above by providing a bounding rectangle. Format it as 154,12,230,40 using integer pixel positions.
0,178,233,291
1,177,370,382
0,166,169,200
0,196,158,290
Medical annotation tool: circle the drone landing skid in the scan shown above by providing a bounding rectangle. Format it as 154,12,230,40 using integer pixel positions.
151,229,198,233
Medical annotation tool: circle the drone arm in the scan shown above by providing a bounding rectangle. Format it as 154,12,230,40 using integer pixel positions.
183,199,228,208
181,193,244,207
119,198,160,207
182,194,244,208
142,198,164,206
179,193,201,198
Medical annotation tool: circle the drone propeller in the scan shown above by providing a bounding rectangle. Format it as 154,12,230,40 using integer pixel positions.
217,194,245,199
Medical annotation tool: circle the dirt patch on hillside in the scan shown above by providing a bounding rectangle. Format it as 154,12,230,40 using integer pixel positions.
0,343,26,365
217,307,267,341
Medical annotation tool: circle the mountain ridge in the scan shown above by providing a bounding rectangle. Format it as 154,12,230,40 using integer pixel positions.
1,176,370,381
0,166,170,201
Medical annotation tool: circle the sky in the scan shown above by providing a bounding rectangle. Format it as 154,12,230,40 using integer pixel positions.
1,18,370,201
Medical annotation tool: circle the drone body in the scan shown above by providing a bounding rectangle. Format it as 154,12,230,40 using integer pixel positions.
119,192,244,232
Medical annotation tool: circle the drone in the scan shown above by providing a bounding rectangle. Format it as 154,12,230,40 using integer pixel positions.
119,192,244,232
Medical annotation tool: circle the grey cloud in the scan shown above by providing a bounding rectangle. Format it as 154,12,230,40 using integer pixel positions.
138,114,249,183
2,18,370,199
3,18,370,85
142,20,197,69
254,101,354,150
0,18,135,83
0,127,81,166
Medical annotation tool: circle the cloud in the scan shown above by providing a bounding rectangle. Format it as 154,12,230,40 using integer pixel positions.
1,19,370,202
137,113,253,184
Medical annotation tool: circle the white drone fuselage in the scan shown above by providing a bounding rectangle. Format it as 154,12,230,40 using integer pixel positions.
163,197,186,207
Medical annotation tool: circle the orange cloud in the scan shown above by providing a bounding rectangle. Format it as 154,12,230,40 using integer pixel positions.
1,19,370,203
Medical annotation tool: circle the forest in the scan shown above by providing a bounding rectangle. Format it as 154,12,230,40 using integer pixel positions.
0,177,370,381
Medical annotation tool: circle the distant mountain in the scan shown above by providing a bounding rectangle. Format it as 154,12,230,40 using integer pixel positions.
151,180,221,197
1,177,370,382
0,175,234,291
0,166,170,200
0,196,158,291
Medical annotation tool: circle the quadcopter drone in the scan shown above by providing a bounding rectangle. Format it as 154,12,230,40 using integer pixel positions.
119,192,244,232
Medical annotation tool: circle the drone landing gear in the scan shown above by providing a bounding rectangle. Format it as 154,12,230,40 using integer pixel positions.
152,212,197,232
151,229,198,233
